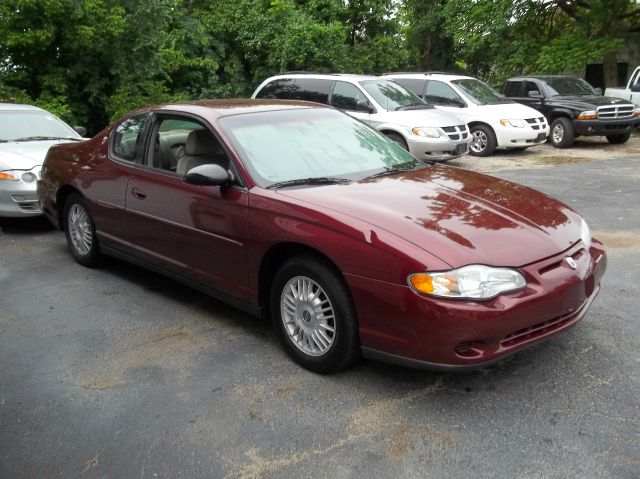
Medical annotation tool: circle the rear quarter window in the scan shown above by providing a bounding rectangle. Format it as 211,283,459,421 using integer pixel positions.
293,78,334,104
255,79,296,99
392,78,427,98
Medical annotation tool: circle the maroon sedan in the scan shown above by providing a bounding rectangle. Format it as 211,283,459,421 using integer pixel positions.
38,100,606,373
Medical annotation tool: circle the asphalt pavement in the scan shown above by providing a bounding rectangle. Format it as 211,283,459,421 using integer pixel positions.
1,157,638,478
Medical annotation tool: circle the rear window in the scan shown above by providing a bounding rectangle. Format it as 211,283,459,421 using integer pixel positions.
255,79,296,99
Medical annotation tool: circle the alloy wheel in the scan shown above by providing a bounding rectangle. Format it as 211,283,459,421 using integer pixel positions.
471,130,488,153
68,204,93,255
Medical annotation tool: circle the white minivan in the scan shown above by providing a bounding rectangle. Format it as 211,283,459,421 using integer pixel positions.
384,73,550,156
252,73,472,162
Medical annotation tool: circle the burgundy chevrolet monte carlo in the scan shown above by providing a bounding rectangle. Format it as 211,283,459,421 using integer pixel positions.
38,100,606,373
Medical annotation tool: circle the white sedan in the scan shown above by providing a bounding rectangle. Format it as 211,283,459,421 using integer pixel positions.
0,103,85,217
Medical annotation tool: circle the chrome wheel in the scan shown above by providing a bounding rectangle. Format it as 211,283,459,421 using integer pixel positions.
68,204,92,255
471,130,488,153
552,123,564,144
280,276,336,357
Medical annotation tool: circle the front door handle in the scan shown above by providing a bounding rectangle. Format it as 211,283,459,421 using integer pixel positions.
131,187,147,200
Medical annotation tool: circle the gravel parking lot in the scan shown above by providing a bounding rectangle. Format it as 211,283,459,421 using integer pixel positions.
1,144,639,478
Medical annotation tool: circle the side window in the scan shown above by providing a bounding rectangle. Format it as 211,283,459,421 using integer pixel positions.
524,81,541,96
424,81,464,106
255,79,296,99
111,114,148,162
147,116,231,178
330,81,370,111
392,78,426,98
503,81,523,97
294,78,333,104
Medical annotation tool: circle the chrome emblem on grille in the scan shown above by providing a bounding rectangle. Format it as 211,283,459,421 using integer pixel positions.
565,257,577,269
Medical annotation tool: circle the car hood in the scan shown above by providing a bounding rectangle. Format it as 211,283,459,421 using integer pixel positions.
378,108,465,128
276,165,582,268
549,95,634,109
466,102,543,120
0,140,66,170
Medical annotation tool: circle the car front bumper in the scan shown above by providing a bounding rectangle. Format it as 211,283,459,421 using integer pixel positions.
496,124,550,149
0,171,42,217
573,117,640,136
407,136,472,162
347,240,606,369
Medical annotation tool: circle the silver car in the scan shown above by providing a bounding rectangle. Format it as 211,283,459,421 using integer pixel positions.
252,74,471,161
0,104,85,217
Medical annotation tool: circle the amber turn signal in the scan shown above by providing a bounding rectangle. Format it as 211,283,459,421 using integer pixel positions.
409,274,435,294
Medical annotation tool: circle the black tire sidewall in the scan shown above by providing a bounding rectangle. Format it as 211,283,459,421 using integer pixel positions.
269,256,359,374
469,125,497,156
385,132,409,150
63,193,100,267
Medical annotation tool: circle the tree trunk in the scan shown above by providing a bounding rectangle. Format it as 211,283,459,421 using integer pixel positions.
603,50,618,89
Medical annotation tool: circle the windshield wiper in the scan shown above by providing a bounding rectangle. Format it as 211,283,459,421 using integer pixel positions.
266,177,352,189
363,163,426,180
395,102,429,111
11,136,83,142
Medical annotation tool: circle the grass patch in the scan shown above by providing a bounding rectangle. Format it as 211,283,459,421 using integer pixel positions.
534,156,594,165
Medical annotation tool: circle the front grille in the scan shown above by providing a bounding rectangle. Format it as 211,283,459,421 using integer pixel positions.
442,124,469,141
525,117,547,130
597,104,634,120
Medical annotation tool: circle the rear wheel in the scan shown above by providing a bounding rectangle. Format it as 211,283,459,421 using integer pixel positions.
270,255,360,374
606,132,631,144
550,117,574,148
385,132,409,150
63,193,101,267
469,125,497,156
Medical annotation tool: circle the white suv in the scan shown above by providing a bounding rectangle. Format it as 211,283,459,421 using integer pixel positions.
252,73,472,162
384,73,550,156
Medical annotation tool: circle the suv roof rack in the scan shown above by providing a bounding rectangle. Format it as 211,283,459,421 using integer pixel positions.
382,71,459,76
283,71,341,76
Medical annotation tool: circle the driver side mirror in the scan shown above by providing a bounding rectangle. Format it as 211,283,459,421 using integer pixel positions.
631,83,640,93
356,99,375,113
184,164,234,187
527,90,543,98
74,126,87,137
594,87,603,95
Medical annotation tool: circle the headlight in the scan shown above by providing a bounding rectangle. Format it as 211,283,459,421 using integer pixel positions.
408,265,526,300
577,110,597,120
0,171,20,181
581,218,591,250
499,119,525,128
412,127,441,138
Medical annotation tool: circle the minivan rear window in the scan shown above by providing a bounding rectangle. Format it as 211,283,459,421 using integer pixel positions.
255,79,296,99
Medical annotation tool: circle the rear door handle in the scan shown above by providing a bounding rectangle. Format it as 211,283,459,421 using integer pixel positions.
131,187,147,200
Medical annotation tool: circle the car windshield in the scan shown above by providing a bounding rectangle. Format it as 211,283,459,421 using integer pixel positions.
543,77,597,96
359,80,427,111
219,108,419,187
451,79,506,105
0,110,79,141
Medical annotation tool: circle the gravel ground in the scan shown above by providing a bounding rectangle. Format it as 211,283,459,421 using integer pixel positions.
1,148,638,478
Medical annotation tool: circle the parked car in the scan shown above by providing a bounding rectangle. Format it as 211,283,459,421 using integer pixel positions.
502,75,639,148
39,100,606,373
605,66,640,107
383,72,549,156
252,73,471,162
0,103,85,217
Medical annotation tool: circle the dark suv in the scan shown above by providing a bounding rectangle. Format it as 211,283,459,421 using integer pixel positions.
502,75,639,148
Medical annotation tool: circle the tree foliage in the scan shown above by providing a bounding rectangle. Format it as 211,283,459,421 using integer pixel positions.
1,0,636,132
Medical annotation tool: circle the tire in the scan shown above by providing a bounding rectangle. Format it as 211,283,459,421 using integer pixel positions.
469,125,497,156
63,193,101,267
606,132,631,144
270,255,360,374
550,117,574,148
385,132,409,150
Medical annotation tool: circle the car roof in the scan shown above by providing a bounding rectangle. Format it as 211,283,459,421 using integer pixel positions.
134,99,331,119
507,75,577,81
383,72,474,81
263,73,381,82
0,103,45,112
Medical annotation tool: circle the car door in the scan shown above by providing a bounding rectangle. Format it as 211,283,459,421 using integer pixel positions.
329,81,374,124
124,113,250,301
518,81,546,114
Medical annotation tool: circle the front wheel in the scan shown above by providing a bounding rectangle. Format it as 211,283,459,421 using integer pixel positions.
385,132,409,151
469,125,497,156
550,118,575,148
606,132,631,144
270,255,360,374
63,193,101,267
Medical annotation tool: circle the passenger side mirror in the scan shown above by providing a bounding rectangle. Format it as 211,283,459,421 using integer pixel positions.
527,91,543,98
594,87,603,95
74,126,87,137
356,99,375,113
184,164,233,187
631,83,640,92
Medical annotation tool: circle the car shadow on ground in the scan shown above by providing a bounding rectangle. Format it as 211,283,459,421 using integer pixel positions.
0,216,54,235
